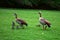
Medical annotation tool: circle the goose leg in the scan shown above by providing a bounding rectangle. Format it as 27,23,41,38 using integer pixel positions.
43,25,44,30
12,21,15,29
45,25,47,30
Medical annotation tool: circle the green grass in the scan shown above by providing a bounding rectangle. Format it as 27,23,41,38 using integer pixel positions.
0,8,60,40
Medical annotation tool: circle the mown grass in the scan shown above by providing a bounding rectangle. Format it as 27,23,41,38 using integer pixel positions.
0,8,60,40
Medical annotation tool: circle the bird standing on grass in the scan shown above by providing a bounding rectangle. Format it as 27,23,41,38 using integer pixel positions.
14,13,28,29
38,12,51,30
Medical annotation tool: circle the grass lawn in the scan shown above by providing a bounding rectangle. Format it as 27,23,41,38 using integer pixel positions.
0,8,60,40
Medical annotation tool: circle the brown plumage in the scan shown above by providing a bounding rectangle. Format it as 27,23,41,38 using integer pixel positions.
14,13,28,27
38,12,51,30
